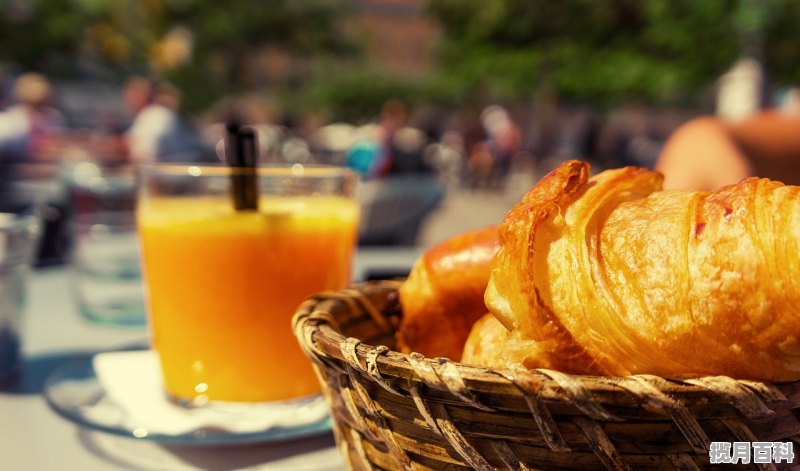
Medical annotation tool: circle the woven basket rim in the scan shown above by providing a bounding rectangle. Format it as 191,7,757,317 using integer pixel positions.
293,279,800,410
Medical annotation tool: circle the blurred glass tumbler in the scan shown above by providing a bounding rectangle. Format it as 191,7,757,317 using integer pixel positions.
71,211,146,326
67,163,145,326
0,212,39,379
137,164,360,405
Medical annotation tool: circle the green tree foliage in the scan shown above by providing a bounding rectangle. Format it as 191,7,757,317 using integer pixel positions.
5,1,800,118
300,66,462,123
0,0,357,112
158,0,359,111
426,0,800,106
760,0,800,85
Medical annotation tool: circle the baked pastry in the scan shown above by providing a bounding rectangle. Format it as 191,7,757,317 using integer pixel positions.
462,313,545,370
477,160,800,381
397,226,499,360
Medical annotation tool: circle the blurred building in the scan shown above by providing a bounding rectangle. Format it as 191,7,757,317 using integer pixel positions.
248,0,439,87
356,0,439,77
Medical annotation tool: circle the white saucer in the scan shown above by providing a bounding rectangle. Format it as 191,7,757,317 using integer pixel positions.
43,347,333,446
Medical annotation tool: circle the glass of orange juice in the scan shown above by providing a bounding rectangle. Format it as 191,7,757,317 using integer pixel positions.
136,164,359,406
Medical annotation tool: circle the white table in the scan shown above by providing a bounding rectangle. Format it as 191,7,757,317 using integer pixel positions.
0,247,420,470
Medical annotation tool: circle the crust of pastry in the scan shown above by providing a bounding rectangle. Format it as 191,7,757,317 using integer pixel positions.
397,226,500,360
482,160,800,381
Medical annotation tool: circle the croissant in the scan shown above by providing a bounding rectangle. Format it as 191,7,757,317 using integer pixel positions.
462,313,545,370
475,160,800,381
397,226,499,360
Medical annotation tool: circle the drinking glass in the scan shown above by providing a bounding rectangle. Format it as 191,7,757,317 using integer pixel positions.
0,210,39,379
137,164,359,405
70,211,145,326
67,163,145,326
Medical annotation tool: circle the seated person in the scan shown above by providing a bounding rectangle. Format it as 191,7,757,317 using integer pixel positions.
655,110,800,190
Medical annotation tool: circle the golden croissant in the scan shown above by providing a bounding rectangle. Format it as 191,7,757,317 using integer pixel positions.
398,226,499,360
465,160,800,381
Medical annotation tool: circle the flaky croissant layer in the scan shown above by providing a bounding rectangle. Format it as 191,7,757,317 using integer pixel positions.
476,160,800,381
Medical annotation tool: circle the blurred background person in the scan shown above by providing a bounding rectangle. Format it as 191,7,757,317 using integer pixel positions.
124,77,213,164
370,99,412,178
0,72,64,165
655,116,752,191
467,105,522,189
123,76,169,164
656,110,800,191
656,50,800,191
346,99,434,179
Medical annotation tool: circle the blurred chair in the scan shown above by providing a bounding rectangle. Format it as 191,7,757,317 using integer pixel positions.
357,175,444,246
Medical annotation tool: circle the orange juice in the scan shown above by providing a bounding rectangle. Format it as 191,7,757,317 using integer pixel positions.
138,196,358,403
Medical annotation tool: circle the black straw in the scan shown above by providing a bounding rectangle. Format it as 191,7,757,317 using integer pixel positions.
225,123,259,211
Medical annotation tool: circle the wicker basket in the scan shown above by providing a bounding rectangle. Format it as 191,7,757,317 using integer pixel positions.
293,280,800,470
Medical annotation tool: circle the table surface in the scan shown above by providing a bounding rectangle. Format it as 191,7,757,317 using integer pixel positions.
0,247,421,471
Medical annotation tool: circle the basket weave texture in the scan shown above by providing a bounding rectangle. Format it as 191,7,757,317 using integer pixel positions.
292,280,800,470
